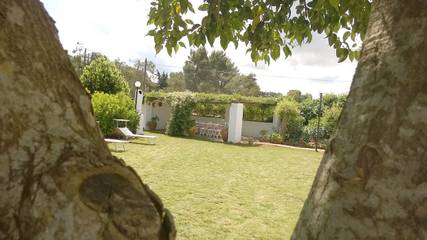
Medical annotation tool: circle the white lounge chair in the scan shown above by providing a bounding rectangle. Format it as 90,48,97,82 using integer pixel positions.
117,127,158,144
105,138,129,151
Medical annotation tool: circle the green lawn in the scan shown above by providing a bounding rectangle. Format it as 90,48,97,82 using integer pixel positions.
111,133,322,240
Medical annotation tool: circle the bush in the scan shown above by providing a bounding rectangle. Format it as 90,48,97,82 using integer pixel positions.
302,103,342,143
275,99,304,142
165,92,196,136
81,57,130,94
259,130,270,142
321,104,342,138
270,133,283,144
92,92,139,137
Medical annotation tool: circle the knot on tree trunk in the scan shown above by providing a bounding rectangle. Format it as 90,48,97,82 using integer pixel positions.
79,173,176,239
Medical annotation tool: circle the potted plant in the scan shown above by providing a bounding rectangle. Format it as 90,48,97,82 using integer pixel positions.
186,119,197,137
147,116,159,131
221,125,228,143
187,126,197,137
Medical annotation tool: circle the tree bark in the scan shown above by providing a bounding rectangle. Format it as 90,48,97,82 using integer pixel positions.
0,1,175,239
292,0,427,239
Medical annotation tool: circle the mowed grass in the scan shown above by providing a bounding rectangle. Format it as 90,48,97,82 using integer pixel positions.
111,132,322,240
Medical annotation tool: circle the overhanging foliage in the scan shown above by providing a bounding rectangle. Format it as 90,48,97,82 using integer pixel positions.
144,91,279,105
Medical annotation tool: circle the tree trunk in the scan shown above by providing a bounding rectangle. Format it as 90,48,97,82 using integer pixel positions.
292,1,427,239
0,1,175,239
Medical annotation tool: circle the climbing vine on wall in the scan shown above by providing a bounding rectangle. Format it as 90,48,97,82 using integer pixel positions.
165,92,196,136
145,91,278,105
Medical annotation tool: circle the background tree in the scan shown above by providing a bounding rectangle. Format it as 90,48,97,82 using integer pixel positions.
132,58,158,91
69,43,106,77
183,47,211,92
224,74,260,96
166,72,186,92
69,42,88,77
299,96,318,125
157,70,169,89
182,47,261,95
286,90,303,102
114,58,158,96
208,50,239,92
0,1,175,239
149,0,427,238
183,47,240,93
259,91,283,98
81,57,130,94
322,93,347,109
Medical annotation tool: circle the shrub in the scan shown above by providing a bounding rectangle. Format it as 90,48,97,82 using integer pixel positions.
165,92,196,136
304,118,326,138
81,57,130,94
275,99,304,142
259,130,270,142
92,92,139,136
301,103,342,143
321,104,342,138
270,133,283,144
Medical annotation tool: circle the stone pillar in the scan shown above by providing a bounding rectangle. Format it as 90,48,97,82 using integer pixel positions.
227,103,243,143
272,112,281,133
136,89,144,134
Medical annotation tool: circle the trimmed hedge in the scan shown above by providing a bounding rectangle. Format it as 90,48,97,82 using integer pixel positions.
92,92,139,137
145,91,278,105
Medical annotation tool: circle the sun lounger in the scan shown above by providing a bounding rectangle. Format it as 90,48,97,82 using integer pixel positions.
105,138,129,151
117,127,158,144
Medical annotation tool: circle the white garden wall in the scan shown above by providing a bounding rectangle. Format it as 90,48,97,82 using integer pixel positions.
242,121,274,138
193,117,274,138
142,103,171,130
193,116,226,124
141,102,278,138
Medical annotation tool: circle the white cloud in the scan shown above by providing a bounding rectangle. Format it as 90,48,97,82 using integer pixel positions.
41,0,357,96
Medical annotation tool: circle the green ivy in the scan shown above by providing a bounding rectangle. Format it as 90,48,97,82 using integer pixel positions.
193,103,227,118
243,104,274,122
165,92,196,136
145,91,278,105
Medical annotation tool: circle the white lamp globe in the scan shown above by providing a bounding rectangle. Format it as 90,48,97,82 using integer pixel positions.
134,81,141,88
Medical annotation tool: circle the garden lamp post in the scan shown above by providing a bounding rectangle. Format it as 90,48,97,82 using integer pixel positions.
134,80,141,110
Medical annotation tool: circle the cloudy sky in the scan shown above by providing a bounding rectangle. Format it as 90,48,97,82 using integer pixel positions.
41,0,358,96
